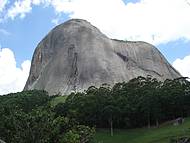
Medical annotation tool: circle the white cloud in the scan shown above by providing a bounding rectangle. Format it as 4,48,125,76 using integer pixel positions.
5,0,49,19
173,55,190,79
51,18,59,25
0,48,31,95
47,0,190,45
0,29,11,36
2,0,190,45
6,0,33,19
186,0,190,5
0,0,8,12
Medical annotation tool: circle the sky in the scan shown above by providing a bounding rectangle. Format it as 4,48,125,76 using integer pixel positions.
0,0,190,95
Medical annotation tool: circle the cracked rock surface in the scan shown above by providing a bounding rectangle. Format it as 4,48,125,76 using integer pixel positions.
24,19,181,95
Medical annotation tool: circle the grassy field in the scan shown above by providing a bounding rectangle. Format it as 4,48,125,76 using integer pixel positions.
50,96,190,143
94,118,190,143
50,96,68,106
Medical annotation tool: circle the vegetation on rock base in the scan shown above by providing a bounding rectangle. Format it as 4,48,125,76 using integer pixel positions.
1,76,190,143
0,90,94,143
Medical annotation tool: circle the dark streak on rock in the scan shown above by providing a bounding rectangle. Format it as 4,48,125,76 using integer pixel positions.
116,52,128,62
72,52,78,92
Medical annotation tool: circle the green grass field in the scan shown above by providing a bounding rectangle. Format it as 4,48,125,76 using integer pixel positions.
50,96,190,143
94,118,190,143
50,96,68,106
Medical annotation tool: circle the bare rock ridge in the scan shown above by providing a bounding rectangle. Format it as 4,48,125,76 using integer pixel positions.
24,19,181,95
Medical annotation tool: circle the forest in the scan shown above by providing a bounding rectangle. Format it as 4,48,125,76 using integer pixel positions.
0,76,190,143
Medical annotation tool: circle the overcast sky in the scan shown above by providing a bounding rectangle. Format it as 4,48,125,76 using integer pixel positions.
0,0,190,95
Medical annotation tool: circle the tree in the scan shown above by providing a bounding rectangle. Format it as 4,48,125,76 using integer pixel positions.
102,104,120,136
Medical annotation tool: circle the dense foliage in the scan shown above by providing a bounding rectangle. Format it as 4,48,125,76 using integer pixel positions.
0,90,50,112
1,76,190,142
55,76,190,131
0,90,95,143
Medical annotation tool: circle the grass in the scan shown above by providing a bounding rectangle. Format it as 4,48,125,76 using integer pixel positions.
49,96,190,143
50,96,67,106
94,118,190,143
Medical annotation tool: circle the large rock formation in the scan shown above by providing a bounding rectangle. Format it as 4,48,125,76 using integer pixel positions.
24,19,181,95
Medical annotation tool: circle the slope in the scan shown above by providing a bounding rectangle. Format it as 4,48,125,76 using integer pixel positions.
94,118,190,143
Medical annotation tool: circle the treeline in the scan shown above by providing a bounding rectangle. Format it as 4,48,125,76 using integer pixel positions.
1,76,190,142
55,76,190,130
0,90,94,143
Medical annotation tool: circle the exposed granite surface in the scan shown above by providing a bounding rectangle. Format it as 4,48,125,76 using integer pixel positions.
24,19,181,95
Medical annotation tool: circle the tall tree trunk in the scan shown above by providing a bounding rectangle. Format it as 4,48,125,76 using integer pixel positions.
148,112,151,128
181,110,184,118
156,118,159,128
110,117,113,136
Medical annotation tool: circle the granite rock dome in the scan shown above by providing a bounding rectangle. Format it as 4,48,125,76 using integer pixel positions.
24,19,181,95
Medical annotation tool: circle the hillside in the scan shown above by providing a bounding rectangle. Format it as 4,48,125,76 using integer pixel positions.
51,95,190,143
94,118,190,143
51,96,190,143
51,93,190,143
1,77,190,143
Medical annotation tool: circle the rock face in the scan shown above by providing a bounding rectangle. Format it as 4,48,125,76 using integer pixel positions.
24,19,181,95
